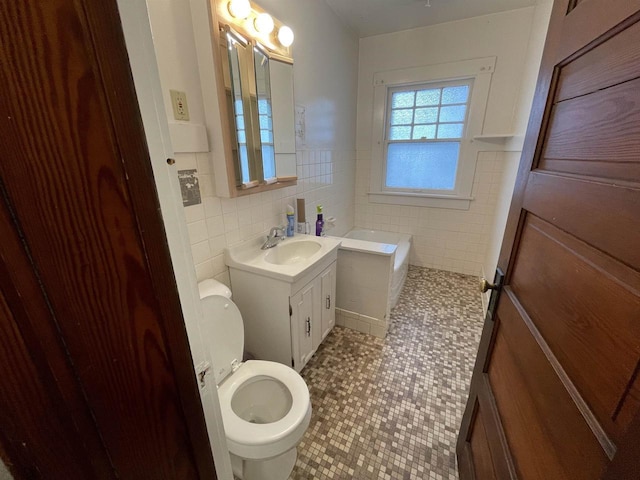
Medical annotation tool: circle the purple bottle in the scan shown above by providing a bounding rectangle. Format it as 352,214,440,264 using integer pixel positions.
315,205,324,236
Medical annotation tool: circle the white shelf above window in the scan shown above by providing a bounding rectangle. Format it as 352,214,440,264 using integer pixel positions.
472,133,514,140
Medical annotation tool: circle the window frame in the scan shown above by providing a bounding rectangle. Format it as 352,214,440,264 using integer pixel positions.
383,78,474,194
369,57,496,210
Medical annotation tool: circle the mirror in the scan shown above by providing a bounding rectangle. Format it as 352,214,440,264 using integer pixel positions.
219,25,296,191
254,44,276,181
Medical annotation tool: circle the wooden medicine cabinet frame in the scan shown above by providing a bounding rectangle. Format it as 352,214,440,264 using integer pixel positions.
211,0,297,197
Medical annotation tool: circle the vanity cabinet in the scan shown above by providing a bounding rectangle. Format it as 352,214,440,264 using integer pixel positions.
290,262,336,369
229,258,337,372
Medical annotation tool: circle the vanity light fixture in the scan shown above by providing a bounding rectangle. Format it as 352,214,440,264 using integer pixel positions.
278,25,294,47
254,13,274,34
228,0,251,19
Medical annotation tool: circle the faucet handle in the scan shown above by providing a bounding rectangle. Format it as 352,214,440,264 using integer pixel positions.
269,225,287,237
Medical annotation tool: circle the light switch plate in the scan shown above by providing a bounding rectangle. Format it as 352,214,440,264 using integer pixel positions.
170,90,190,121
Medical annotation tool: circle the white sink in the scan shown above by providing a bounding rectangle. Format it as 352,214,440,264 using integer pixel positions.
224,234,341,282
264,240,322,265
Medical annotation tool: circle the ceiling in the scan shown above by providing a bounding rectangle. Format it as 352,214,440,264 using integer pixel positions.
323,0,537,38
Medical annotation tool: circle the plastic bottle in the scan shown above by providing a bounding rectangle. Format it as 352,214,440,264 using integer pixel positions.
286,205,295,237
315,205,324,237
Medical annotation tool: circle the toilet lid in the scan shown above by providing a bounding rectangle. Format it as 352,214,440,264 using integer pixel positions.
200,295,244,385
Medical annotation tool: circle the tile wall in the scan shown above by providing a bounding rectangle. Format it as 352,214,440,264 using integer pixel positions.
355,150,512,276
178,148,356,287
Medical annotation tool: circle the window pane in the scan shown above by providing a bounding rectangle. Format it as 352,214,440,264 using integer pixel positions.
414,107,438,124
237,130,246,143
391,108,414,125
260,129,273,143
258,99,271,115
239,145,250,183
259,115,272,130
416,89,440,106
389,126,411,140
392,91,415,108
439,105,466,122
442,85,469,104
437,123,464,139
412,124,436,139
262,145,276,179
236,114,245,130
386,142,459,190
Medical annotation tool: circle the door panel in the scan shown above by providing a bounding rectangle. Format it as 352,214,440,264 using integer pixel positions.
543,78,640,163
555,20,640,102
510,215,640,440
469,405,498,480
522,173,640,270
320,262,336,340
458,0,640,478
489,296,609,478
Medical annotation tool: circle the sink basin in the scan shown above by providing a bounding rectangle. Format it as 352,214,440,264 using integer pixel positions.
224,234,342,283
264,240,322,265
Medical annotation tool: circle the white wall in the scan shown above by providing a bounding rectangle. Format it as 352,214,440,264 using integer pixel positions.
0,461,12,480
481,0,553,308
147,0,359,287
355,7,551,277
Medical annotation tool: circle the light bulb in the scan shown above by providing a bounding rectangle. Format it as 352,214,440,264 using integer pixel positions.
254,13,274,34
228,0,251,19
278,26,294,47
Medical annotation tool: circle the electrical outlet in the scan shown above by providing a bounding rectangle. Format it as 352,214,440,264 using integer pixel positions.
170,90,190,121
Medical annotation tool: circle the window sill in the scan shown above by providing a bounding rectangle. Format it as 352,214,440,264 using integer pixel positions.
368,191,473,210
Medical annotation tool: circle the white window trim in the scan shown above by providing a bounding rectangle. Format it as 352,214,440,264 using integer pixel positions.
369,56,496,210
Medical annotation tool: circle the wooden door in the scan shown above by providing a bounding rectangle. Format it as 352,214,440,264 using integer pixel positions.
457,1,640,478
0,1,216,478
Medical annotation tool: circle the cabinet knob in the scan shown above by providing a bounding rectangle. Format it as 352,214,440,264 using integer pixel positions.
306,317,311,336
326,295,331,309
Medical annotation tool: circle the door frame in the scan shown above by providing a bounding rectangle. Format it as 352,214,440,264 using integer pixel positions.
117,1,234,477
0,0,232,477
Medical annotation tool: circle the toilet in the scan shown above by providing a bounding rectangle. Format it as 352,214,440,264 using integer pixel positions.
198,279,312,480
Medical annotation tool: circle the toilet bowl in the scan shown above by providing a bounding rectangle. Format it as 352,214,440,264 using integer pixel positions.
199,280,311,480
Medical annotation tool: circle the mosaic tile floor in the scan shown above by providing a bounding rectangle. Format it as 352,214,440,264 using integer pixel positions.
290,266,484,479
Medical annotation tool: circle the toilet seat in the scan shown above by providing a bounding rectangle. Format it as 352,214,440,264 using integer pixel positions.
218,360,311,460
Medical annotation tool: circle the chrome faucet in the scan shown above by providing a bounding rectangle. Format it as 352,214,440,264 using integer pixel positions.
261,225,286,249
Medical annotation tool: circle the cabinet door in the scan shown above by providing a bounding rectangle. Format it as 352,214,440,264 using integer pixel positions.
291,281,315,371
320,262,337,340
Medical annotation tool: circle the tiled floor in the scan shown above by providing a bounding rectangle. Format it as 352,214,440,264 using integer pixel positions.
291,266,484,479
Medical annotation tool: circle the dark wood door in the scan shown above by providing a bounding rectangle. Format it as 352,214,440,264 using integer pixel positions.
0,1,216,478
457,0,640,478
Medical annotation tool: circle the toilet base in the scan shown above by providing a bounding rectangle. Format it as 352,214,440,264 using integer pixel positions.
231,448,297,480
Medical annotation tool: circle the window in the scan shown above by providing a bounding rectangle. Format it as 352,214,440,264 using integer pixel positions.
258,98,276,179
369,57,495,209
385,80,472,192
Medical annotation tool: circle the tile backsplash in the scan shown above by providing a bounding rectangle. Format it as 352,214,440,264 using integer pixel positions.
178,148,356,287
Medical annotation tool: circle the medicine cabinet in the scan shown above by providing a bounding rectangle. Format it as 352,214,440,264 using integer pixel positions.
212,0,297,197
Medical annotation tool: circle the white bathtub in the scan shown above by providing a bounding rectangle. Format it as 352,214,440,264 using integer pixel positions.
343,229,411,308
334,229,412,337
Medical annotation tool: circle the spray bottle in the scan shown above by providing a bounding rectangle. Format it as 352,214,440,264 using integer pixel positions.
315,205,324,237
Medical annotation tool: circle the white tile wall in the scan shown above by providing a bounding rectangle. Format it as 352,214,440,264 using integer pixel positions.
354,150,511,276
178,148,356,286
353,8,550,278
